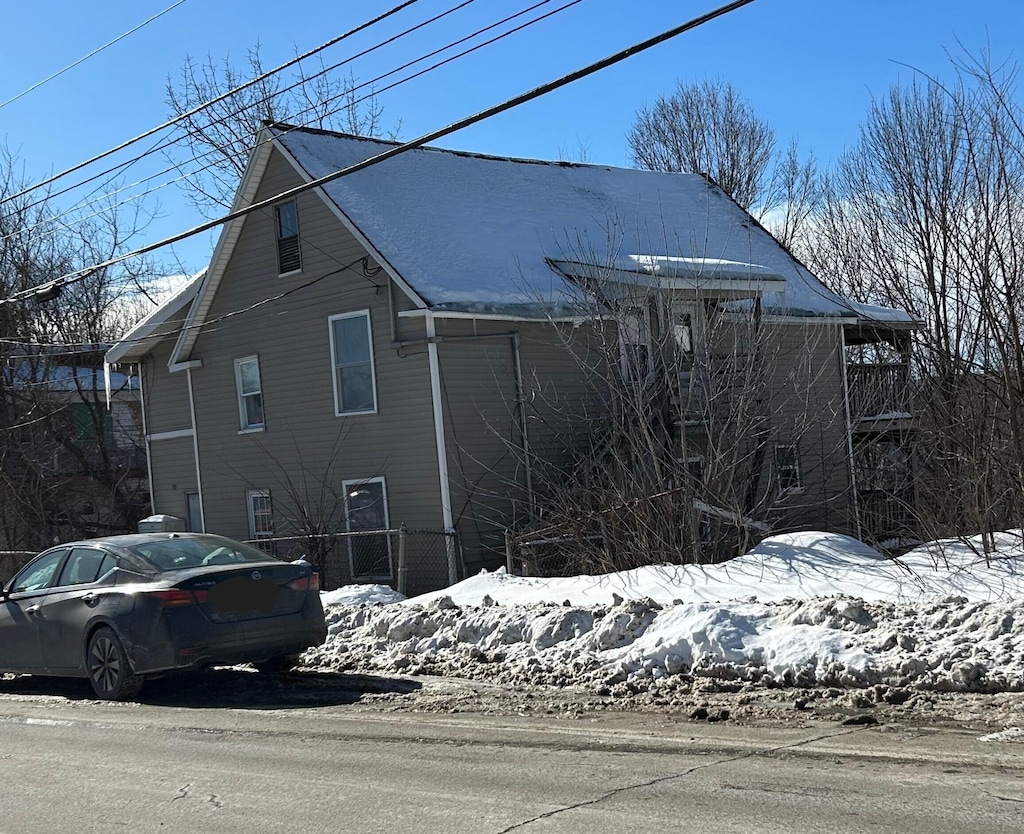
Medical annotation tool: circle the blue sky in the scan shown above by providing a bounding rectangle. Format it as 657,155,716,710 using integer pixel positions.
2,0,1022,277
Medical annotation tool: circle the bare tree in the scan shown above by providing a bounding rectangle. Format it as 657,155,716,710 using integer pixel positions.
808,53,1024,550
627,78,820,247
0,149,159,550
165,45,396,218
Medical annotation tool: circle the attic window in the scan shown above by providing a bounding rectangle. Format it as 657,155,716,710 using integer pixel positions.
275,201,301,275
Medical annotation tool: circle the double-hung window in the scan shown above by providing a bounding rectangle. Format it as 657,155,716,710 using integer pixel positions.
234,356,264,431
342,478,392,579
246,489,274,539
619,308,652,383
275,200,301,275
329,311,377,415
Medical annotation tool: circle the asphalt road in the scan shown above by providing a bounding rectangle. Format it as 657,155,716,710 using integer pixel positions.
1,673,1022,833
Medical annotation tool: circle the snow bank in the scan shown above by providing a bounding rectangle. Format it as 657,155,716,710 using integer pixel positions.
309,531,1024,694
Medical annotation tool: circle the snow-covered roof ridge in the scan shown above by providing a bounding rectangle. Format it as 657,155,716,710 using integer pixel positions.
270,123,917,325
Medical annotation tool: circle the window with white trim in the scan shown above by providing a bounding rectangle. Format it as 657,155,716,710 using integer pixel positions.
234,356,264,431
329,311,378,415
275,200,301,274
774,444,803,493
342,477,392,579
246,489,274,539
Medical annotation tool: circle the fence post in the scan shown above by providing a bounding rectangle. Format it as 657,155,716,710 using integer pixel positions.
504,529,515,575
397,523,408,596
445,527,458,585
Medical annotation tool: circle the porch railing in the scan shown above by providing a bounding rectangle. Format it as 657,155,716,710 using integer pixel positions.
847,363,912,421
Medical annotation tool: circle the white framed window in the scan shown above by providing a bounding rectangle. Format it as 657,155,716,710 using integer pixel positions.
342,477,392,579
329,311,378,415
275,200,301,275
246,489,274,539
619,308,652,383
234,356,264,431
774,444,803,494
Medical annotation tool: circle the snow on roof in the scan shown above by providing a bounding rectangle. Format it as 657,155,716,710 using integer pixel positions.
273,125,915,324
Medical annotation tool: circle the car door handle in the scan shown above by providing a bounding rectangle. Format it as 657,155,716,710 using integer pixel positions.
26,605,40,615
82,593,98,606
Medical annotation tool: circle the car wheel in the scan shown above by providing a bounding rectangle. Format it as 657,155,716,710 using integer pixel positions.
86,626,143,700
254,654,300,675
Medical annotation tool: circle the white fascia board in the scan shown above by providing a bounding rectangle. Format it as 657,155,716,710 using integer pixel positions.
168,359,203,373
269,130,428,311
548,260,787,296
105,270,205,365
171,131,277,365
719,312,860,326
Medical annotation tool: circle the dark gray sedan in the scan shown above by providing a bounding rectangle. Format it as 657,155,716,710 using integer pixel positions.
0,532,327,700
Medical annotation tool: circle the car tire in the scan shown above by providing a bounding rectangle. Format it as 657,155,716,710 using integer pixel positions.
254,654,300,675
86,626,144,700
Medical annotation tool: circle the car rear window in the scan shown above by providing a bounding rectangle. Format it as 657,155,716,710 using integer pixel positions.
125,537,277,572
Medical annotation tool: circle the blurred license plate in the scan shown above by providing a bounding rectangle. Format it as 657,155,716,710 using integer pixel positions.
208,576,279,613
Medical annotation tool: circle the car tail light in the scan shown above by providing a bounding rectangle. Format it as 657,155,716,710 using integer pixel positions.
149,589,207,607
286,573,319,592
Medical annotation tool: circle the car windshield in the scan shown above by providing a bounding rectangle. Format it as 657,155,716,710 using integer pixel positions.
124,536,277,572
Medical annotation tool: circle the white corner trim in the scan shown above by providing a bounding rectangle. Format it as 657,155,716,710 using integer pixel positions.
425,313,454,531
186,367,206,533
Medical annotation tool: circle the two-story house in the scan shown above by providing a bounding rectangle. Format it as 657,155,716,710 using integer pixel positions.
105,123,919,593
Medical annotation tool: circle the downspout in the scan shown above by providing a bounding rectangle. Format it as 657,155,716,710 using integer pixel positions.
138,360,155,515
839,324,861,540
185,367,206,533
424,314,454,534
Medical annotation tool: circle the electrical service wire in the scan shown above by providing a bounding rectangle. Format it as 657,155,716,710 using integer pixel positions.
1,0,572,250
2,0,759,309
0,0,190,111
0,0,425,209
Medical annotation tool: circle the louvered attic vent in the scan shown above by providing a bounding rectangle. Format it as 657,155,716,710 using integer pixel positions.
277,234,301,274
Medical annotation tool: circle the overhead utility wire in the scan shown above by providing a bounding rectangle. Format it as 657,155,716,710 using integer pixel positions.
0,0,423,208
1,0,486,228
0,0,189,111
2,0,758,306
2,0,563,246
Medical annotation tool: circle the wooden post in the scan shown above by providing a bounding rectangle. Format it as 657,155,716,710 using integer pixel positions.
397,523,408,596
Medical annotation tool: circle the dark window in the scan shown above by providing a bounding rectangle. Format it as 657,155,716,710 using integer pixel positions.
775,444,803,492
344,479,392,578
55,548,115,586
275,201,301,274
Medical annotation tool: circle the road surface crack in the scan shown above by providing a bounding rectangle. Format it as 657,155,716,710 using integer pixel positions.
494,727,862,833
171,783,192,802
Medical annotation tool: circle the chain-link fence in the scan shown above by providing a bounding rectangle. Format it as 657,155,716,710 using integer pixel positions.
243,527,463,596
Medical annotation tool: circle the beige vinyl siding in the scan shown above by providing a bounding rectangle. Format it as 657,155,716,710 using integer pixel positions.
182,149,443,572
428,317,603,570
141,336,192,436
148,436,197,521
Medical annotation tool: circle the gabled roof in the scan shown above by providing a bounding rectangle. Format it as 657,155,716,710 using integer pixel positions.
104,270,205,365
121,125,916,363
269,124,915,324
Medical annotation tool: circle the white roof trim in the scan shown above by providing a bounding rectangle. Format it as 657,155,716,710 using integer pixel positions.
398,309,586,324
104,270,206,365
547,258,788,295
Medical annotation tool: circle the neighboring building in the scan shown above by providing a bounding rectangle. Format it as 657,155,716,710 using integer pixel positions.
1,344,146,549
105,124,919,592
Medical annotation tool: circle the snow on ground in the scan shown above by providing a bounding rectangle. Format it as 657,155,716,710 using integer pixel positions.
306,531,1024,697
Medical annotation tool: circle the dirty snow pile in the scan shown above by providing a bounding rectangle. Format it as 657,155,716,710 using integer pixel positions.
305,532,1024,695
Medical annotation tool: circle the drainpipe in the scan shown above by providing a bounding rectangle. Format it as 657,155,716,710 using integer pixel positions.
185,366,206,533
138,360,155,515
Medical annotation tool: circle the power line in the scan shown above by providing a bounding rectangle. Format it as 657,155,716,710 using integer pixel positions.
1,0,569,248
0,0,424,208
0,0,190,111
1,0,759,307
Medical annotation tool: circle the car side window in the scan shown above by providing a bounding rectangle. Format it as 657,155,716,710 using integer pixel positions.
10,550,67,594
55,548,111,587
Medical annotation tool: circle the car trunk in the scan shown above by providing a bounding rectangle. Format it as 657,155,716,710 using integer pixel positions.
171,562,315,624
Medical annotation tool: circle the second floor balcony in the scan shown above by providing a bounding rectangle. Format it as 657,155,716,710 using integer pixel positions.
847,362,913,425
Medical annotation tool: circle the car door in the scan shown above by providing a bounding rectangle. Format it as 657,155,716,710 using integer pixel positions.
0,549,68,672
36,547,118,671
